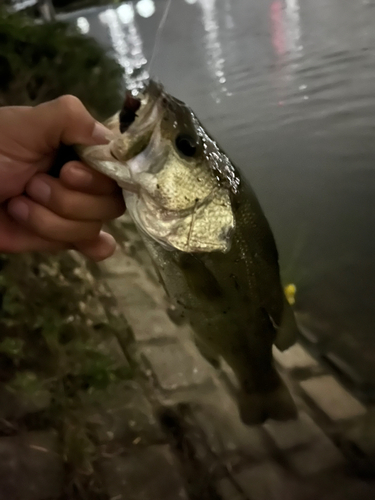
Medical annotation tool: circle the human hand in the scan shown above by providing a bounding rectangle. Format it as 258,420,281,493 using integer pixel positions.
0,96,125,261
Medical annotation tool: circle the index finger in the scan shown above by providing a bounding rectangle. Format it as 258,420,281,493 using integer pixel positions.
60,161,120,196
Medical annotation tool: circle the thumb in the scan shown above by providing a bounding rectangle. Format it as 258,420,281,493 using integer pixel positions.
30,95,114,153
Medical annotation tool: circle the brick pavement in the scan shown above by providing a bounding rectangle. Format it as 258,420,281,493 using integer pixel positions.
0,217,374,499
96,217,375,500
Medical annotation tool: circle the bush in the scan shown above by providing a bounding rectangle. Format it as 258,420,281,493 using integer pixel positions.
0,11,130,492
0,8,128,396
0,251,132,495
0,6,124,119
0,251,128,392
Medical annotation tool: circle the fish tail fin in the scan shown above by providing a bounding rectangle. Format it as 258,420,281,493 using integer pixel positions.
237,376,297,425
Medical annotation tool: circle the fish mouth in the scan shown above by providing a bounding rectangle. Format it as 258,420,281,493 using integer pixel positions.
105,81,168,196
116,80,164,138
118,92,142,134
75,83,161,195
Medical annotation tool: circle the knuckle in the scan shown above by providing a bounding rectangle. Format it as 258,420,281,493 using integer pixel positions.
55,95,89,127
55,95,94,139
56,94,82,115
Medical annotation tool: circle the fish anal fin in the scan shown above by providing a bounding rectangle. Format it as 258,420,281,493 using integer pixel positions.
273,297,299,351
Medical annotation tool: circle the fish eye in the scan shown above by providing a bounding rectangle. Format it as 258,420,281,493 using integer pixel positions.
175,134,197,157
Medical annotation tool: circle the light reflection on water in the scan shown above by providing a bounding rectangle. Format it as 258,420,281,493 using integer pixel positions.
135,0,156,18
197,0,231,100
76,16,90,34
284,0,302,54
98,4,149,93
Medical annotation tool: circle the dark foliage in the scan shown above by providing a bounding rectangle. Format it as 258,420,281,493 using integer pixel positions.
0,6,124,119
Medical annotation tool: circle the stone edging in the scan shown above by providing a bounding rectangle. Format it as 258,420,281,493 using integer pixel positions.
96,218,375,500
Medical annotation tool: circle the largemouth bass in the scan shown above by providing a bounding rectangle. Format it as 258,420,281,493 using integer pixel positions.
77,80,299,425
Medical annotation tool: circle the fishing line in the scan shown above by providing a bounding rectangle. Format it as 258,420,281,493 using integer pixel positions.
147,0,172,77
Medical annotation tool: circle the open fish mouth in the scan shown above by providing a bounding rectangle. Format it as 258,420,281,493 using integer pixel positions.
108,81,165,172
114,81,164,140
76,82,163,193
118,92,142,134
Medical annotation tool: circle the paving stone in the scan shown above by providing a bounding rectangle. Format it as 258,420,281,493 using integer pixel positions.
100,250,139,277
338,409,375,477
299,375,366,421
278,473,375,500
216,478,246,500
325,478,375,500
107,278,158,309
141,342,212,391
0,384,51,420
322,352,363,387
286,438,344,476
323,347,374,390
297,324,321,345
264,411,326,450
125,308,178,342
0,432,63,500
82,381,164,445
100,444,188,500
220,359,239,389
233,462,302,500
294,312,328,345
273,343,318,370
95,335,130,367
191,391,269,462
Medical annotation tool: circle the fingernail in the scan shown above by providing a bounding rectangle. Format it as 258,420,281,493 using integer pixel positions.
91,122,114,145
99,231,117,248
27,177,51,204
76,231,117,262
69,164,93,187
98,231,117,259
8,199,29,222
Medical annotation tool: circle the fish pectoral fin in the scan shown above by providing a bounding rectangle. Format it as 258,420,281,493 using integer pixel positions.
177,254,223,301
273,297,299,351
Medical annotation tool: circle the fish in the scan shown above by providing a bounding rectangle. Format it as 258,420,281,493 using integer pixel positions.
76,80,299,425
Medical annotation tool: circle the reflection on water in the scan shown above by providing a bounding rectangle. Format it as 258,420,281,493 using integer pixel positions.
198,0,231,100
99,4,148,93
270,0,308,104
270,0,303,58
284,0,302,54
135,0,156,18
223,0,235,31
76,16,90,34
63,0,375,398
270,0,287,57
